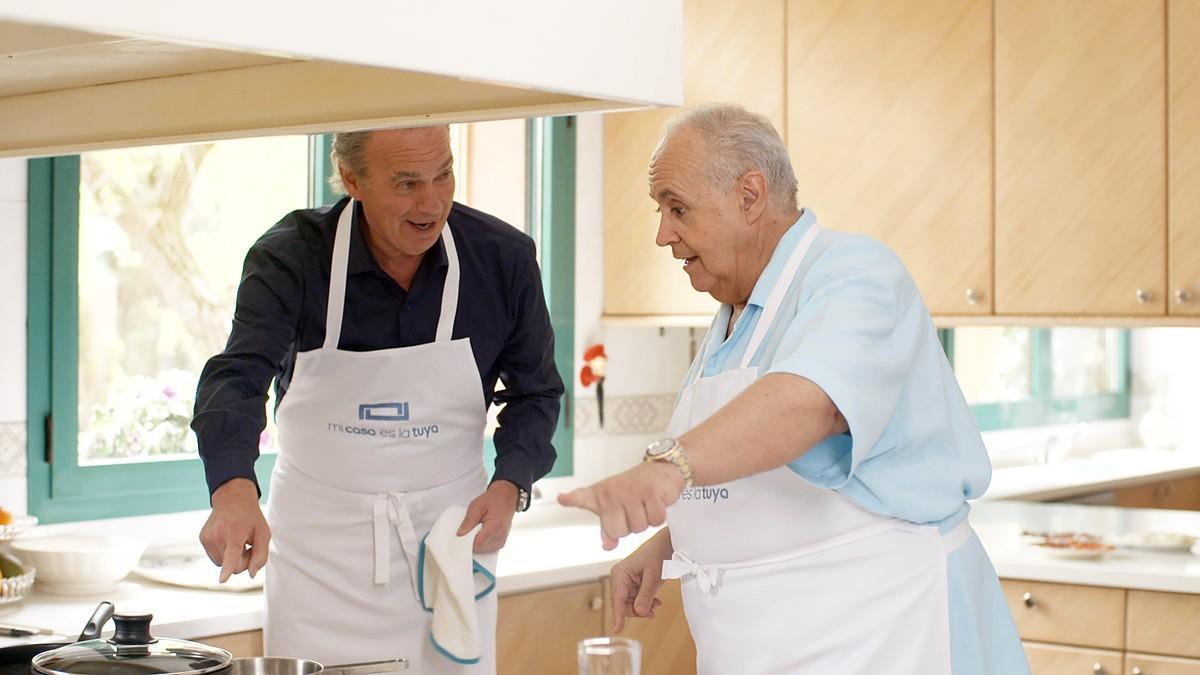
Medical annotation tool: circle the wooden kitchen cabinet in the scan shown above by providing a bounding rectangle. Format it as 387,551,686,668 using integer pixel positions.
1001,579,1126,649
1023,642,1123,675
603,0,784,319
196,630,263,657
602,578,697,675
1126,590,1200,659
496,581,605,675
994,0,1166,316
785,0,993,315
1170,0,1200,317
1127,653,1200,675
1113,476,1200,512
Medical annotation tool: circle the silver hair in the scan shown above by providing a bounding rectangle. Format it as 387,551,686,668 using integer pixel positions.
326,126,451,194
657,103,798,210
327,131,373,195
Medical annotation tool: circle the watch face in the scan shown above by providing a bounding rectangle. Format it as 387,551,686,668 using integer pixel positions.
646,439,676,458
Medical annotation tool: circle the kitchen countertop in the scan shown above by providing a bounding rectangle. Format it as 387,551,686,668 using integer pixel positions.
971,500,1200,593
5,493,1200,646
0,511,656,644
984,448,1200,501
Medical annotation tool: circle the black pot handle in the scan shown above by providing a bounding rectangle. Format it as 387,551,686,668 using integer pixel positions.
77,602,115,642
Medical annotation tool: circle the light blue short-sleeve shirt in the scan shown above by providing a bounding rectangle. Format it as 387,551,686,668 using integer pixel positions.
685,208,989,528
683,209,1030,674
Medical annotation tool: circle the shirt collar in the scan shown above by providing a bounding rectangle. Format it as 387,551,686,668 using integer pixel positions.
745,208,817,308
346,200,450,276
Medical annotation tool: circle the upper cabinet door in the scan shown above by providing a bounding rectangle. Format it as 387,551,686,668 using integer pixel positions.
603,0,786,319
1171,0,1200,316
786,0,993,315
995,0,1166,315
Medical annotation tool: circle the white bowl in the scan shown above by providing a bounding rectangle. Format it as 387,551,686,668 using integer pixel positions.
10,535,146,595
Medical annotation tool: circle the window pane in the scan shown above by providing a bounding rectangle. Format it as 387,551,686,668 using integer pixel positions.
952,327,1031,403
1051,328,1122,397
77,137,310,464
457,119,528,233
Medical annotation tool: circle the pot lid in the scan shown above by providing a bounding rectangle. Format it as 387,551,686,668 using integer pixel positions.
32,613,231,675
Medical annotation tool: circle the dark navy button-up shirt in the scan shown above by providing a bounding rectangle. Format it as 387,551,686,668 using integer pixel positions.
193,198,563,495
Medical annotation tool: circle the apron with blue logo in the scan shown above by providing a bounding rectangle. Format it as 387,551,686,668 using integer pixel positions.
264,200,496,673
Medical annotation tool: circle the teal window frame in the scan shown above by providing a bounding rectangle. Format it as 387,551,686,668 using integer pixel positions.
938,328,1131,432
27,120,575,523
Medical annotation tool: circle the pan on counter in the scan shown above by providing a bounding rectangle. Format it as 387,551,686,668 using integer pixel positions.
2,607,406,675
0,602,115,675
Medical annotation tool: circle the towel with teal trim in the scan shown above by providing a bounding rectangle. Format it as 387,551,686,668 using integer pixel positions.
418,505,497,665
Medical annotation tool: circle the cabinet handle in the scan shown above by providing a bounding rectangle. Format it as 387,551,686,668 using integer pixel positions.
1092,663,1104,674
1130,667,1143,675
1022,592,1035,608
1176,289,1193,304
1136,289,1153,304
965,288,983,305
589,596,603,611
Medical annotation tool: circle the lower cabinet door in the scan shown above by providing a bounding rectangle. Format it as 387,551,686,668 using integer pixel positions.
496,582,605,675
603,578,697,675
1126,653,1200,675
196,630,263,658
1023,642,1123,675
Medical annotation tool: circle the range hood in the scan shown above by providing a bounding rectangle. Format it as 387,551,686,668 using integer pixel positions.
0,0,683,157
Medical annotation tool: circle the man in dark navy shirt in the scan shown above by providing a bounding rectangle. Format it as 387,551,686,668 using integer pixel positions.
193,126,563,627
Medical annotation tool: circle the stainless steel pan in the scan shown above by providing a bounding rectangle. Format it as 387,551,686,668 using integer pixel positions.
229,658,407,675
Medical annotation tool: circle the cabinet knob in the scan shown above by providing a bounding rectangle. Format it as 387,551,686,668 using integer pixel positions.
965,288,983,305
1136,289,1153,304
1022,592,1035,608
1131,667,1143,675
589,596,603,612
1177,288,1194,304
1092,663,1104,674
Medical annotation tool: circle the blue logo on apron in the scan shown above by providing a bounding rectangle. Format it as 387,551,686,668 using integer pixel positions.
358,402,410,421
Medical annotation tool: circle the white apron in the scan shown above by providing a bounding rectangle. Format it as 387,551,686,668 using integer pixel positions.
264,200,497,674
661,225,969,675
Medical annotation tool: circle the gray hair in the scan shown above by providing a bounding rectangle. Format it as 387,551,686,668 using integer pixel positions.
327,131,373,195
326,126,451,194
657,103,798,210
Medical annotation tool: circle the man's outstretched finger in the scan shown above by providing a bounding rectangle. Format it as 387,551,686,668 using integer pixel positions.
219,542,249,583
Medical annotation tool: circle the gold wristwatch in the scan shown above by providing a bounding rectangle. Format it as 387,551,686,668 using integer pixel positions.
643,438,694,489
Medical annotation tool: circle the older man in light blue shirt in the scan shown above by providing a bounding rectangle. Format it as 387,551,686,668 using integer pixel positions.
561,104,1028,674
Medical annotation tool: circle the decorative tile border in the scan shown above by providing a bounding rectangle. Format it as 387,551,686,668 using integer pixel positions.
0,421,27,477
573,393,677,437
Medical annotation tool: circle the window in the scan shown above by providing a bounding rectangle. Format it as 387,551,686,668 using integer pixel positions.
940,327,1130,431
28,118,576,523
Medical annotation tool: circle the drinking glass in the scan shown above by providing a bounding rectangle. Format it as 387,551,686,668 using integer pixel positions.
577,637,641,675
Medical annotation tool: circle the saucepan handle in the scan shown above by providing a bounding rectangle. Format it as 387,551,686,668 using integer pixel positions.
323,659,408,675
78,602,115,642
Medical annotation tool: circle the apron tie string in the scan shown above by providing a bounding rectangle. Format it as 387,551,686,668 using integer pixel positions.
372,493,422,596
661,551,722,595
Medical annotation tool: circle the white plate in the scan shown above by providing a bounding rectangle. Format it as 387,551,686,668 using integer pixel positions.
1114,532,1196,552
133,544,262,592
1030,544,1115,560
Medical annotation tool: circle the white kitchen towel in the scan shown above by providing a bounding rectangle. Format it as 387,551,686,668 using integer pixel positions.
418,505,497,664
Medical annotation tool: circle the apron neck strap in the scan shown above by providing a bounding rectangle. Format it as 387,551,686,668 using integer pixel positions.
737,223,823,370
435,223,461,342
323,200,461,349
323,200,355,349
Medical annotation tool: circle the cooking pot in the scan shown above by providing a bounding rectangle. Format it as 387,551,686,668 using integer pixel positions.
0,602,114,675
25,613,405,675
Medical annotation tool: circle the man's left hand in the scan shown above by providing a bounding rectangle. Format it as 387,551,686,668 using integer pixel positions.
558,462,685,551
458,481,519,553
